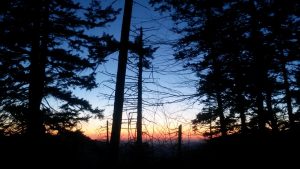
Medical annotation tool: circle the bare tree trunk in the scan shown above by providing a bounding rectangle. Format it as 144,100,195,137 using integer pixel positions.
106,120,109,144
177,124,182,157
110,0,133,160
136,27,143,146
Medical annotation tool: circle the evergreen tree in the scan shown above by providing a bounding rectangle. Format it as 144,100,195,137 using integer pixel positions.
0,0,119,136
151,0,300,136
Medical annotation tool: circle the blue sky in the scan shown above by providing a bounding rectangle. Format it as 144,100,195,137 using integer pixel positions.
73,0,202,141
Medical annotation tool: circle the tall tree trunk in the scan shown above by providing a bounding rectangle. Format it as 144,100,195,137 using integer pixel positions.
237,93,247,133
282,62,294,127
265,88,278,133
110,0,133,160
250,1,266,132
255,90,266,131
216,91,227,136
136,27,143,146
27,0,48,138
212,58,227,136
234,56,247,133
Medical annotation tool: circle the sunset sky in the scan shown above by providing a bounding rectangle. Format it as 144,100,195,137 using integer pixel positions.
75,0,203,142
1,1,298,167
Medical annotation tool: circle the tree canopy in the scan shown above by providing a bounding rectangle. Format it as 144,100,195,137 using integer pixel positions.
0,0,119,136
151,0,300,136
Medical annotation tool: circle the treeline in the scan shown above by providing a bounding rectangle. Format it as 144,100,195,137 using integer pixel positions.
150,0,300,136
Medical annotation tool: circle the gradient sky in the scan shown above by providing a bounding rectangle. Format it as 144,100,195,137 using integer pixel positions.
74,0,203,142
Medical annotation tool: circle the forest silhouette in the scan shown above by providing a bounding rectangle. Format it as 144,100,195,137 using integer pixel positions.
0,0,299,168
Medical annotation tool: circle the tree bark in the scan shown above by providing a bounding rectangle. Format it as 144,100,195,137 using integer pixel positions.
110,0,133,160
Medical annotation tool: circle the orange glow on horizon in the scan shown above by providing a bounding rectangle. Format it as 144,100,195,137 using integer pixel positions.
82,104,204,143
83,120,204,142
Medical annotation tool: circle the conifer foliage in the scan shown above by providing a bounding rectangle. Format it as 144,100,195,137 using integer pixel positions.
0,0,119,136
151,0,300,136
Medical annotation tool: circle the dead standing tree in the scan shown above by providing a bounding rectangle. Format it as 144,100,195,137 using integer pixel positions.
136,27,143,146
177,124,182,157
110,0,133,160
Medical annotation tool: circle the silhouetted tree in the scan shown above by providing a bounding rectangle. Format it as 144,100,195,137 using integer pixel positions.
0,0,119,137
266,0,300,128
129,27,156,145
150,0,300,136
136,28,144,145
110,0,133,160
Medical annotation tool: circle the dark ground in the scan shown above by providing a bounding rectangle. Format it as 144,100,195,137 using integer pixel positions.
1,128,299,169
